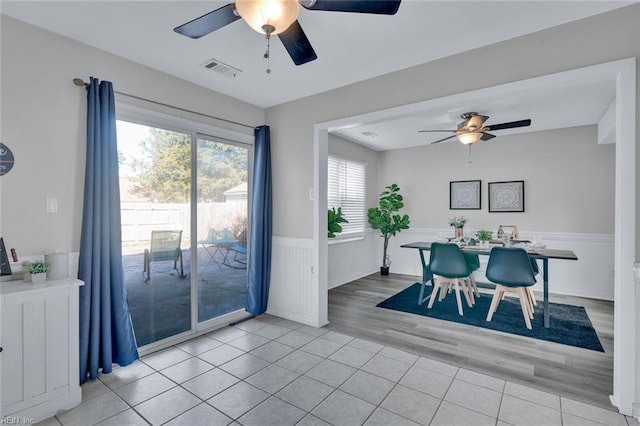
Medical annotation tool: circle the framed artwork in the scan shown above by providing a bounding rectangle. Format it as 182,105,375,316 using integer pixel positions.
450,180,481,210
489,180,525,212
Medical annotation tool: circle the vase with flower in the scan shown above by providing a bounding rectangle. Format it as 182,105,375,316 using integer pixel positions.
448,216,468,239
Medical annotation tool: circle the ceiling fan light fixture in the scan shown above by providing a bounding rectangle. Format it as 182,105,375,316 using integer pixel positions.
236,0,300,35
457,132,482,145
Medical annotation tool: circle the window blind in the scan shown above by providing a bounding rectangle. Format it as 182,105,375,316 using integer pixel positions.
328,156,366,234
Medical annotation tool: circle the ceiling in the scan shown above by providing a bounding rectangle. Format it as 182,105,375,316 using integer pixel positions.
332,77,617,151
1,1,632,150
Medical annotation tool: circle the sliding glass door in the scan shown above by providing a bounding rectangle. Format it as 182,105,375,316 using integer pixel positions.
116,121,191,346
195,136,249,323
116,120,250,347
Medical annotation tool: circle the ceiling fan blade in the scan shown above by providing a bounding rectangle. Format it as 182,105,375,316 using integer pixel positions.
481,132,496,141
278,20,317,65
174,4,240,39
301,0,401,15
430,135,457,144
485,119,532,131
418,130,456,133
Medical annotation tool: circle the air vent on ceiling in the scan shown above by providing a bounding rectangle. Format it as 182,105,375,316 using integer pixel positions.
201,58,242,78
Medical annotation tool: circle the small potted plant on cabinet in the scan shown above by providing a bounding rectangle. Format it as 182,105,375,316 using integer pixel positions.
475,229,493,247
25,261,50,284
328,207,349,238
367,184,410,275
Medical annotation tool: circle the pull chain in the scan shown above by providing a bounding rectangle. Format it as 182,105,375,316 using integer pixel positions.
468,145,473,164
264,35,271,74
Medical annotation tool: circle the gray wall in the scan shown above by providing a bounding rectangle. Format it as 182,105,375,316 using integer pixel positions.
379,125,614,234
328,133,379,216
265,4,639,252
0,16,265,256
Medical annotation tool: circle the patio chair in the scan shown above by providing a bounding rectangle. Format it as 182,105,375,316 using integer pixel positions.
227,229,247,268
199,228,237,271
143,230,184,281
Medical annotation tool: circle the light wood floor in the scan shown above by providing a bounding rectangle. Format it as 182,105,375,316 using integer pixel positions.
326,272,615,411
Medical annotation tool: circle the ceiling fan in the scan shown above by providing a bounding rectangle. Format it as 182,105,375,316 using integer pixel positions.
419,112,532,145
174,0,401,69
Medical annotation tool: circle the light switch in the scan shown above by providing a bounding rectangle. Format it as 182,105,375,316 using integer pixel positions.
46,197,58,213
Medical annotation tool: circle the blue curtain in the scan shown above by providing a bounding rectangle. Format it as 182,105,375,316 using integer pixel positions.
78,77,138,384
247,125,272,315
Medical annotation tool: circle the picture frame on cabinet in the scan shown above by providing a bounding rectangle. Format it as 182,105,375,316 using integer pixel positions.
0,237,12,276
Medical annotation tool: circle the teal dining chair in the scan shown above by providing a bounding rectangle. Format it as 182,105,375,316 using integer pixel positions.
485,247,538,329
501,255,539,312
463,251,481,299
427,242,474,316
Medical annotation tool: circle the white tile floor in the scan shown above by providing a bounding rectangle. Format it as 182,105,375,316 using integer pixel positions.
39,314,636,426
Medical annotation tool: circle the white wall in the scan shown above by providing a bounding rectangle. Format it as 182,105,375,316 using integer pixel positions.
0,16,265,257
327,134,380,287
379,125,614,234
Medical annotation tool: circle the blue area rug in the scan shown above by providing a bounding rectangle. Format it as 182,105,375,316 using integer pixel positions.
376,283,604,352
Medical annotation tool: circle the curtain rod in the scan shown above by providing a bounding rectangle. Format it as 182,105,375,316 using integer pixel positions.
73,78,257,130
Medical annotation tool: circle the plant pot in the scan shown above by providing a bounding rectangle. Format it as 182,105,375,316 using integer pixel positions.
455,227,464,239
380,266,390,276
31,272,47,284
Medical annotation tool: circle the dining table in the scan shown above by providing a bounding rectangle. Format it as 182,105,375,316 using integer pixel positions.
401,241,578,328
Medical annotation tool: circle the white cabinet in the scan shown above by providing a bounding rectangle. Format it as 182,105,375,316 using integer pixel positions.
1,278,82,423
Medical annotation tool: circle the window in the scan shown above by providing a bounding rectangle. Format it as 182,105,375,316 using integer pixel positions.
328,155,366,235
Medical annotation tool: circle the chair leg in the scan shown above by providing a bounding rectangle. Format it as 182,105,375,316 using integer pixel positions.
462,277,475,306
439,280,451,301
427,280,443,309
528,287,537,306
525,288,535,318
521,289,533,320
458,278,474,308
486,286,505,322
467,274,480,298
453,280,464,316
517,287,533,329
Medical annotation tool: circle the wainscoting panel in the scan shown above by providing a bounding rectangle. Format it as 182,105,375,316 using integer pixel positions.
328,230,380,289
267,237,316,325
389,229,615,301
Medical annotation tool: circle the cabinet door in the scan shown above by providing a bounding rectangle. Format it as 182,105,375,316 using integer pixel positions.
2,288,71,414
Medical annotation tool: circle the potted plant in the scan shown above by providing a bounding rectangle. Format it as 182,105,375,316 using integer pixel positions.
448,216,468,239
328,207,349,238
475,229,493,247
367,184,410,275
25,261,50,284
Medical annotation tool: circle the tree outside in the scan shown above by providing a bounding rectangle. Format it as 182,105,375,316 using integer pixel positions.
120,126,248,203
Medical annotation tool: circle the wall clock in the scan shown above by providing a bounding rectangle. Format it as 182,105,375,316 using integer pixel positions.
0,143,15,176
